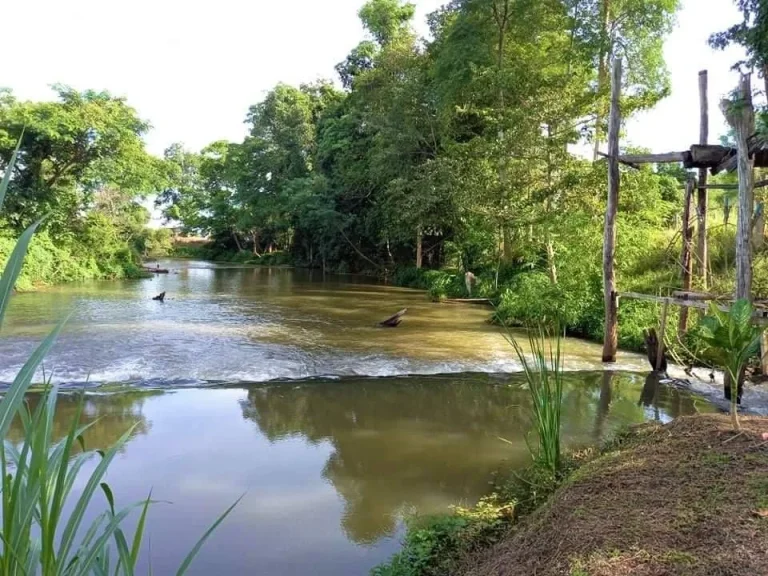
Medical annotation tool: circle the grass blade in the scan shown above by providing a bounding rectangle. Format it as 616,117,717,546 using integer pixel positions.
175,494,244,576
0,217,46,326
0,315,67,440
0,133,23,211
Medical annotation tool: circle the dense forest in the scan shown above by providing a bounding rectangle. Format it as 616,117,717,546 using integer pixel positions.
2,0,768,351
157,0,695,349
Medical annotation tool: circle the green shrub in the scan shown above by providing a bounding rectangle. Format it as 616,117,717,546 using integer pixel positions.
371,498,512,576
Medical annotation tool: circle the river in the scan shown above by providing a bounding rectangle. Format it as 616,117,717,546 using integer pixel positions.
0,261,715,574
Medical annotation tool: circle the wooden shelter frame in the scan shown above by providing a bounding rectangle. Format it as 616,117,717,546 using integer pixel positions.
599,59,768,368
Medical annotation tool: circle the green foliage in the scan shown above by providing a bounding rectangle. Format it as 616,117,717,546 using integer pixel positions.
371,498,511,576
0,87,171,289
697,299,762,429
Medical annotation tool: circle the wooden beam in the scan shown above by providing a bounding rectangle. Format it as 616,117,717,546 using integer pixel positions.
678,179,695,336
595,151,640,169
672,290,723,301
616,151,686,164
619,292,768,323
697,71,710,291
711,134,768,175
677,180,768,190
603,57,622,364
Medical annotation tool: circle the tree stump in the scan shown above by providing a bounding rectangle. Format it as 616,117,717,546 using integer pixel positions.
378,308,407,327
644,328,667,373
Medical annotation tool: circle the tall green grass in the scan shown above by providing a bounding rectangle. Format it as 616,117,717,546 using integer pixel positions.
0,138,239,573
505,326,565,476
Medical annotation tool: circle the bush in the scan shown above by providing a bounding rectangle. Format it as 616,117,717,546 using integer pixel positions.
371,498,512,576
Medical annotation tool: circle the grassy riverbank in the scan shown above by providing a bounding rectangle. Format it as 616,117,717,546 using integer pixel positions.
374,415,768,576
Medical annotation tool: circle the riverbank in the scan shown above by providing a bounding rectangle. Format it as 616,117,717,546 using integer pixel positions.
374,414,768,576
0,229,154,291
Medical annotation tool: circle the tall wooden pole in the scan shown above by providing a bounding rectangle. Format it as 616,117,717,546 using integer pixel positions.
723,73,755,301
697,70,709,289
602,57,621,363
678,178,695,336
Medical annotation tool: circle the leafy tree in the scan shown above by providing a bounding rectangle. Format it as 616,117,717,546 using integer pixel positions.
710,0,768,96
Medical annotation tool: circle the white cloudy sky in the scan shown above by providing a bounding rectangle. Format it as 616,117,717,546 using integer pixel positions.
2,0,757,155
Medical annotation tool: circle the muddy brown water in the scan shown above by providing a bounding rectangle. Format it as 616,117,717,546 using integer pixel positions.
0,262,716,575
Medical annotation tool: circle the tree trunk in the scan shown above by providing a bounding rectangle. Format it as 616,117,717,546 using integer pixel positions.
722,73,755,301
416,227,423,269
502,226,514,263
251,231,260,256
678,178,695,335
697,71,709,289
602,57,621,363
753,202,765,250
547,240,557,284
593,0,612,160
232,231,243,252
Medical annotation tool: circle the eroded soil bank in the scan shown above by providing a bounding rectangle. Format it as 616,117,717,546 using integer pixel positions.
464,415,768,576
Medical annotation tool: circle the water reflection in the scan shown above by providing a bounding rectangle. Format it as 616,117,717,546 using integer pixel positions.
7,392,155,450
239,372,711,543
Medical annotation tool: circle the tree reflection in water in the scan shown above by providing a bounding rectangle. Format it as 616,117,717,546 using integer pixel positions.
7,391,156,451
239,372,710,544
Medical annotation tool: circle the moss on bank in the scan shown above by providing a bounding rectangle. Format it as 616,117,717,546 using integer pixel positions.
374,415,768,576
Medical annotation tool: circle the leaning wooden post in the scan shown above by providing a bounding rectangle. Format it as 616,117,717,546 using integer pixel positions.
602,57,622,363
656,299,670,372
678,177,695,336
722,73,755,301
696,71,709,289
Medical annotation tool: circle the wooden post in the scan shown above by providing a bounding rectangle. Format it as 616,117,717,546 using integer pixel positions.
656,300,670,372
602,57,621,363
722,73,755,301
416,226,423,269
697,71,709,289
678,178,695,335
761,330,768,377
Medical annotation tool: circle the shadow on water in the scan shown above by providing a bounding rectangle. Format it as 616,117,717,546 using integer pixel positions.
238,371,712,544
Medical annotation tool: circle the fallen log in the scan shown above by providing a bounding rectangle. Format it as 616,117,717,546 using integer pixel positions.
144,266,170,274
152,291,166,302
379,308,407,328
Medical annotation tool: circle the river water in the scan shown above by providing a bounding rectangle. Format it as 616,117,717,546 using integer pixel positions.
0,261,715,575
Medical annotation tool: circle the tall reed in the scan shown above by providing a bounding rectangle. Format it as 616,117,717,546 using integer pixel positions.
505,325,565,475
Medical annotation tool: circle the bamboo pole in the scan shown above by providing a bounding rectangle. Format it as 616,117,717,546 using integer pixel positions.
697,70,709,290
602,57,622,363
678,178,695,335
722,73,755,301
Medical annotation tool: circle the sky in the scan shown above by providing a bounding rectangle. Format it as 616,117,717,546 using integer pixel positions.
4,0,757,158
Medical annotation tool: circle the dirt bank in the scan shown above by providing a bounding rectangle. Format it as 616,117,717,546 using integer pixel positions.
464,415,768,576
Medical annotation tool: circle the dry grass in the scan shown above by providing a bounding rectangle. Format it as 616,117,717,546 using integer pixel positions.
464,415,768,576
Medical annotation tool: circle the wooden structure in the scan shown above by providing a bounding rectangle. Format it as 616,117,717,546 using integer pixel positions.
600,59,768,368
